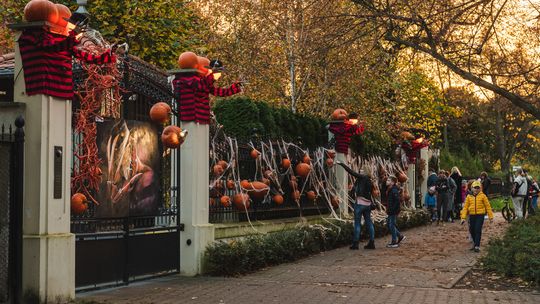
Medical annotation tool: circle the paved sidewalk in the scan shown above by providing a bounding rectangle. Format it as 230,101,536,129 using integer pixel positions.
81,214,540,304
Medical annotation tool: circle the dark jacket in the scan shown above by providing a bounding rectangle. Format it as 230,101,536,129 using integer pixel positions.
427,173,438,188
450,173,463,205
387,185,401,215
436,176,450,193
338,163,372,200
480,177,491,195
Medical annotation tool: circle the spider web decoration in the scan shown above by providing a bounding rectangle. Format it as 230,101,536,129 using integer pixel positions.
71,29,123,204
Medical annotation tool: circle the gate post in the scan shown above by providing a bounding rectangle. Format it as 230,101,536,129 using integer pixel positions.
335,152,349,217
12,25,75,302
419,147,429,207
179,122,214,275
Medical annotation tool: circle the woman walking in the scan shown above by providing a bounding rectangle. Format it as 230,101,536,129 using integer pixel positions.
460,180,493,252
450,167,463,220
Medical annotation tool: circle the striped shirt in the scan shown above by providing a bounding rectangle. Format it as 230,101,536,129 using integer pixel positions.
18,29,115,99
195,74,241,124
328,122,363,154
173,73,241,124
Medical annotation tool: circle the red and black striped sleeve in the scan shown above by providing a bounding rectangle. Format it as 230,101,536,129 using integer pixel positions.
72,47,116,64
212,82,241,97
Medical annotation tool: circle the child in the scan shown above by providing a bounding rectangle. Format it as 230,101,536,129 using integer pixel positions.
386,175,405,248
425,186,437,222
460,180,494,252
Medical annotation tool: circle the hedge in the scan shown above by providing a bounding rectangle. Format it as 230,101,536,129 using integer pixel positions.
482,214,540,286
204,210,430,276
213,97,328,148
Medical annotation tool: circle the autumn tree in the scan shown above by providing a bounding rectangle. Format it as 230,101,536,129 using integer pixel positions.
351,0,540,120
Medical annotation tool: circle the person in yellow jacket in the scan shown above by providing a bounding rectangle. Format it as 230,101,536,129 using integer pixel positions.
460,180,494,252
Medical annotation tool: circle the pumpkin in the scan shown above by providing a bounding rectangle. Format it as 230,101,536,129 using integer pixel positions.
326,158,334,167
307,190,317,201
295,163,311,178
209,198,216,207
397,171,408,183
71,193,88,215
213,164,224,176
161,126,187,149
292,190,300,201
149,102,171,124
220,195,231,207
214,180,224,190
54,4,71,27
250,149,260,159
326,150,336,159
217,160,228,170
240,180,250,189
24,0,59,23
178,51,198,69
273,194,284,205
226,179,235,190
233,193,251,210
281,158,291,169
331,108,348,121
400,131,415,141
196,57,211,76
330,196,340,208
289,180,298,189
302,154,311,164
261,178,270,186
242,181,269,199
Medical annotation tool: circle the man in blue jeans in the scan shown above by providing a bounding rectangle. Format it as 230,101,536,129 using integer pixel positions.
335,160,375,250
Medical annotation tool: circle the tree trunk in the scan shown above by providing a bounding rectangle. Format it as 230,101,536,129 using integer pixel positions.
495,109,512,187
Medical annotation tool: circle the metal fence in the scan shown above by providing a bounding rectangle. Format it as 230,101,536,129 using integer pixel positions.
0,117,24,304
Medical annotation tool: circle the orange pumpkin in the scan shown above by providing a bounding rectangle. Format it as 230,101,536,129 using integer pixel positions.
326,158,334,167
307,190,317,201
250,149,260,159
24,0,59,23
217,160,228,170
240,180,251,189
331,108,348,121
400,131,415,141
292,190,300,201
209,198,216,206
281,158,291,169
196,56,211,76
178,51,198,69
220,195,231,207
161,126,187,149
213,164,224,176
226,179,235,190
233,193,251,210
71,193,88,215
302,154,311,164
242,181,269,199
289,180,298,189
261,178,270,186
54,3,71,27
263,170,273,178
295,163,311,178
273,194,284,205
149,102,171,124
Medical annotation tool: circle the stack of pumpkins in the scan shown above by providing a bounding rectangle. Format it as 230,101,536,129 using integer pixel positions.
24,0,73,35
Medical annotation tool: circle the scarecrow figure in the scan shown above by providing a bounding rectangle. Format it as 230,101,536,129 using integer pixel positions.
18,12,115,99
173,53,241,124
328,112,364,155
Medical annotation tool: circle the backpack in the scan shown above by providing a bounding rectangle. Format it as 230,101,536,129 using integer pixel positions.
511,180,524,197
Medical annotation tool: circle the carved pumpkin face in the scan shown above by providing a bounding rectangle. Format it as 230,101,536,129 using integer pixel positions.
24,0,59,24
331,108,348,121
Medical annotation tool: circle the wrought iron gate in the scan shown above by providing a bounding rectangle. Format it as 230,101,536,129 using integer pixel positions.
0,117,24,304
71,54,181,291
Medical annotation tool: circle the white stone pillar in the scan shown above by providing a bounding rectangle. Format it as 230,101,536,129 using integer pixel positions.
179,121,214,275
13,29,75,302
420,147,429,207
407,164,416,209
335,152,349,217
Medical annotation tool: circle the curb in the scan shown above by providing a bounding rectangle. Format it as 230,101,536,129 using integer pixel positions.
444,267,472,289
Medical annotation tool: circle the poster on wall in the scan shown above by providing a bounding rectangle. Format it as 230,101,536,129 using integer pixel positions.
95,120,161,218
